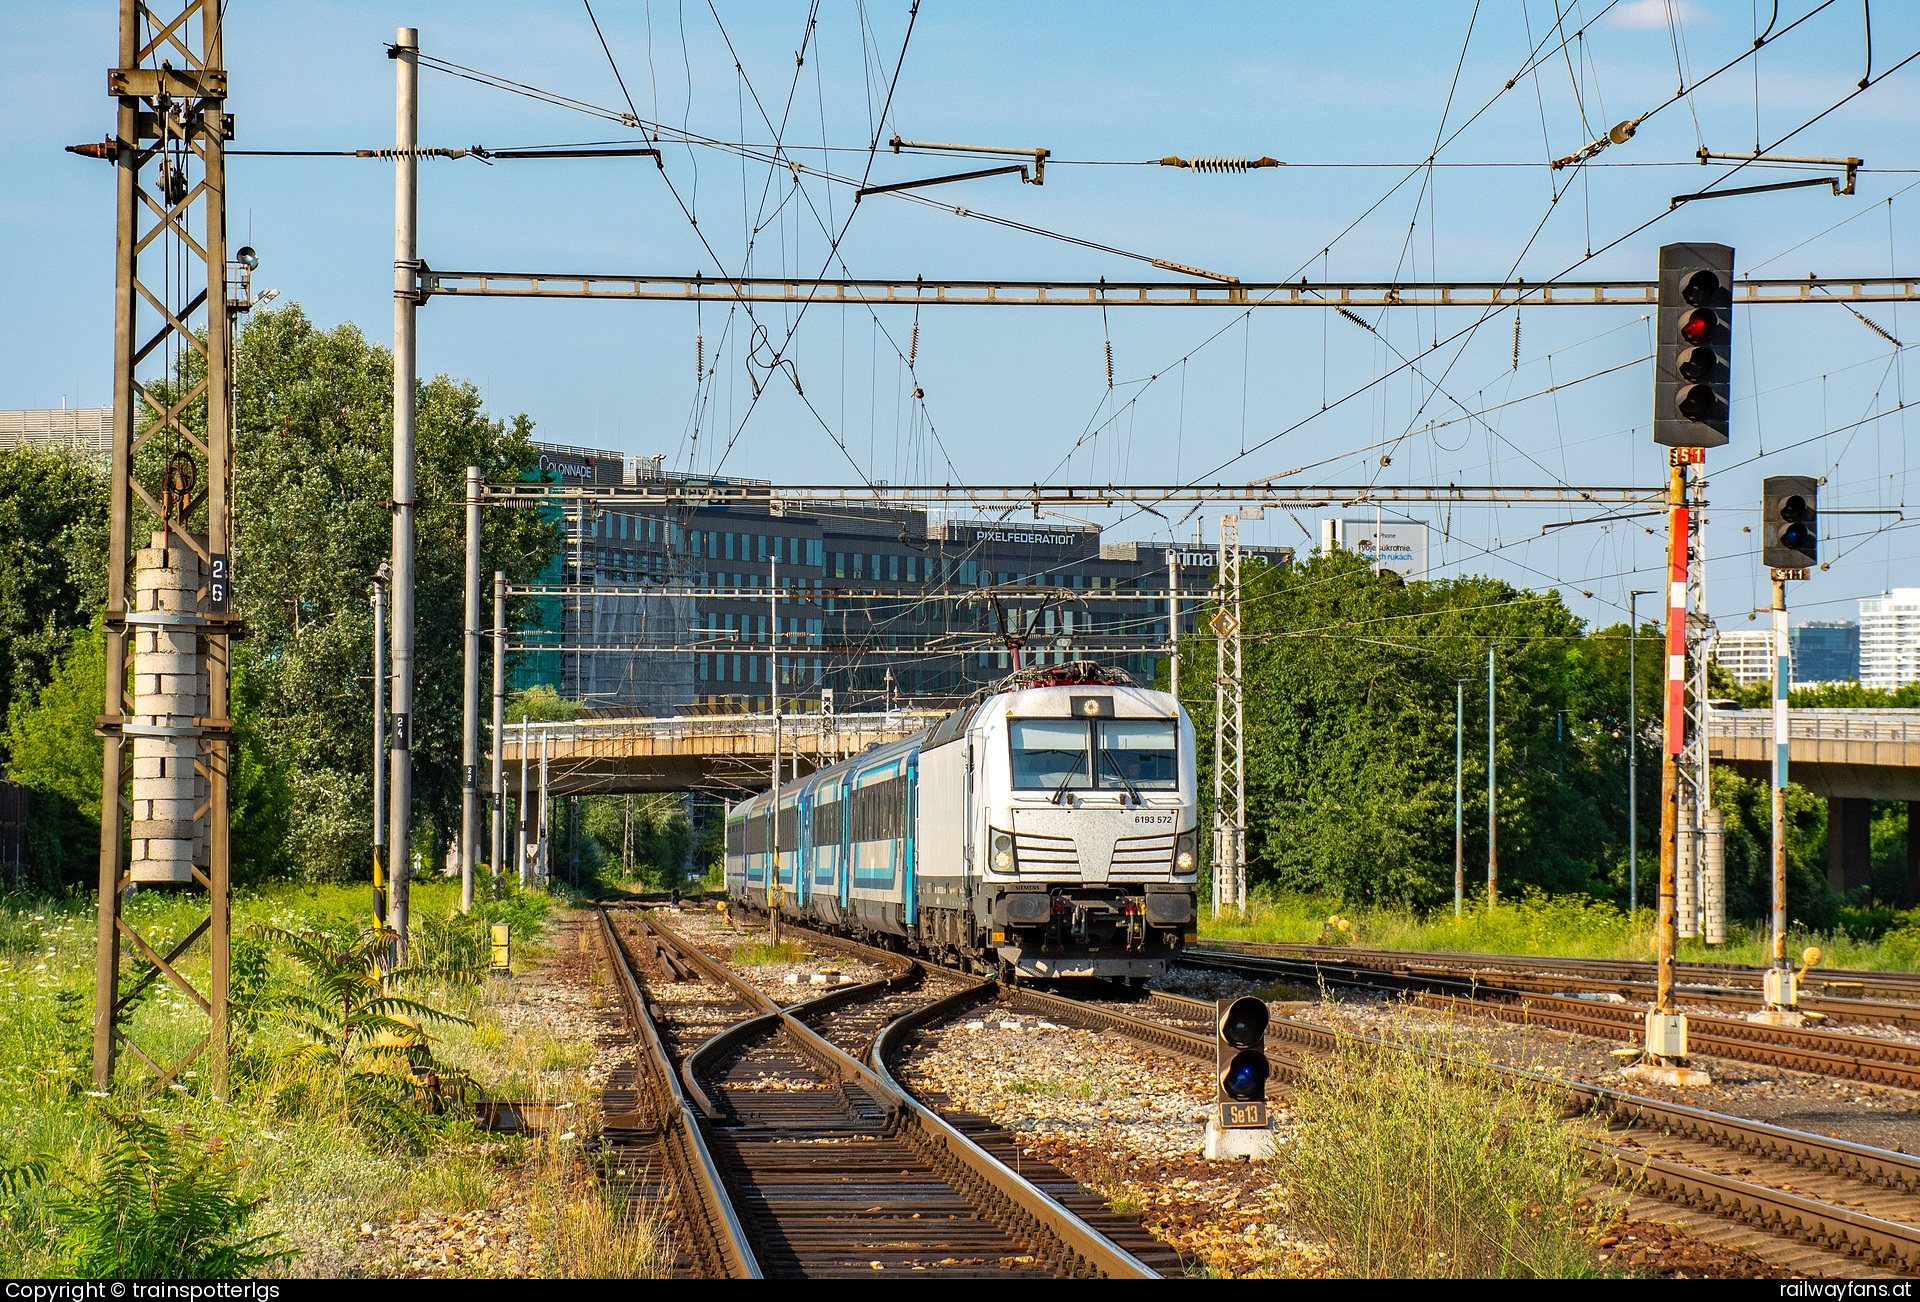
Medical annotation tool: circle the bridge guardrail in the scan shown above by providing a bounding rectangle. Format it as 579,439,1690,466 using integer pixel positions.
500,710,943,752
1707,709,1920,745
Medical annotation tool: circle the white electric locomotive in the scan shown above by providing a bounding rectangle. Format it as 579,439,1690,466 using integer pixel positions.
724,663,1199,981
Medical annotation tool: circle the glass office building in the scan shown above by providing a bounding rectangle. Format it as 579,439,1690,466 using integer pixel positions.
518,443,1290,714
1790,621,1860,686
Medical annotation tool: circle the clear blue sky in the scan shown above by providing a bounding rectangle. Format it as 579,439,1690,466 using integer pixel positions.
5,1,1917,633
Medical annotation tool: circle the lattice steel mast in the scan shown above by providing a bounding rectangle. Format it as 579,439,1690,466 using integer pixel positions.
1210,514,1247,917
91,0,236,1096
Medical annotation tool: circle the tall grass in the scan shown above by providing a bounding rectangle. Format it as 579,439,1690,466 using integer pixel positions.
0,878,567,1276
1207,888,1920,971
1274,1021,1605,1279
728,939,808,966
528,1132,672,1278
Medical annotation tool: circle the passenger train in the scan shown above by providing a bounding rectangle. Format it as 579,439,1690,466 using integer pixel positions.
724,662,1198,981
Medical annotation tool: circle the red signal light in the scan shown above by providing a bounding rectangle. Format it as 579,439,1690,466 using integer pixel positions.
1679,308,1715,342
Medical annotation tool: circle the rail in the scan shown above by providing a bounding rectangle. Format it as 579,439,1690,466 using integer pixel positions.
593,909,762,1278
643,911,1159,1279
1045,984,1920,1272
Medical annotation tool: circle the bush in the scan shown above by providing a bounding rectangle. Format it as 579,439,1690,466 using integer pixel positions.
44,1114,292,1279
258,923,477,1151
1274,1022,1604,1278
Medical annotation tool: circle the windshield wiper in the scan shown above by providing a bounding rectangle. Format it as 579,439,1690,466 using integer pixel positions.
1050,756,1083,805
1100,748,1142,805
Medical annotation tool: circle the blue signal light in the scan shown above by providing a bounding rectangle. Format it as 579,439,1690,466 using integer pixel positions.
1222,1050,1269,1101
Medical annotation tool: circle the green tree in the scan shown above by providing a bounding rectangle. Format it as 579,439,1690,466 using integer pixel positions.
4,622,292,886
0,444,108,755
226,306,559,881
1176,549,1633,908
506,684,582,724
577,793,693,888
2,622,105,887
1706,768,1837,930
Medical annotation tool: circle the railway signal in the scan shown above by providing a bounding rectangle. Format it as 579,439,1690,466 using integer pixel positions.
1757,476,1817,1023
1655,243,1735,449
1762,476,1819,571
1215,996,1270,1125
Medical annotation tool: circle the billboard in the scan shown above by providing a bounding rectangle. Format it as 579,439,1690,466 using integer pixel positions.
1320,518,1428,580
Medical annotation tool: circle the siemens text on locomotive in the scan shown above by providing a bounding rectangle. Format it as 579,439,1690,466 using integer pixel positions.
724,662,1198,980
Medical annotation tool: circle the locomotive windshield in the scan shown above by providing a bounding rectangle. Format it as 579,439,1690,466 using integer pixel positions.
1008,717,1178,791
1097,718,1178,789
1008,718,1089,789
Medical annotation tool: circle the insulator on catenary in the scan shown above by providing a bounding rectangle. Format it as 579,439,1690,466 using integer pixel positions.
353,147,468,159
1159,155,1280,172
1105,339,1114,388
696,333,704,382
1511,314,1521,370
909,321,919,367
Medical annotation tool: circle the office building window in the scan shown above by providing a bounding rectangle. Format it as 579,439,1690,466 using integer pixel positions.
757,535,767,561
699,654,710,681
833,552,845,577
692,532,704,558
889,555,901,581
872,554,883,581
853,553,865,579
732,654,742,682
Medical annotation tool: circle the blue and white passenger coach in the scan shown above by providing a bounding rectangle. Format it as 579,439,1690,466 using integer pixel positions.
725,664,1199,981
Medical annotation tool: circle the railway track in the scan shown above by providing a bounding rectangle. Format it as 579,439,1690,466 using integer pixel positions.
767,918,1920,1275
1180,947,1920,1091
593,908,761,1278
1197,940,1920,1025
597,906,1166,1278
1028,984,1920,1276
702,907,1920,1274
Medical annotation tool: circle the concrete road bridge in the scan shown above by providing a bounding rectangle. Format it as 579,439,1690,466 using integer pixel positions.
1707,709,1920,896
497,710,943,797
491,706,1920,899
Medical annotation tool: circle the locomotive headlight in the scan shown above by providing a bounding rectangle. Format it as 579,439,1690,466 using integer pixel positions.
1174,831,1197,873
991,831,1015,872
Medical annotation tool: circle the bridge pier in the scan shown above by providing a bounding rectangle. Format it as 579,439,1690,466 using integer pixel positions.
1911,801,1920,906
1825,797,1874,897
